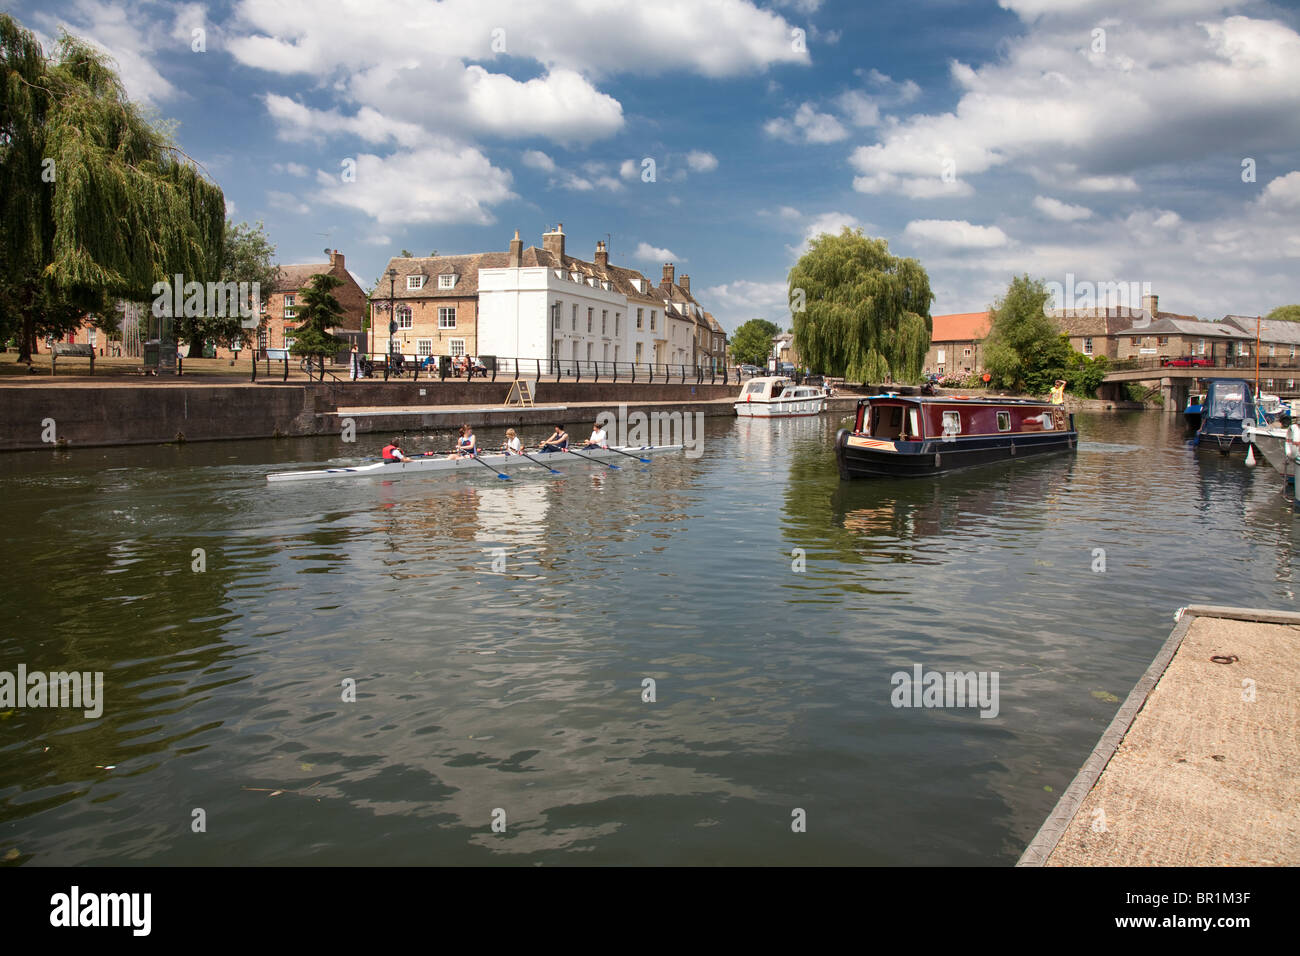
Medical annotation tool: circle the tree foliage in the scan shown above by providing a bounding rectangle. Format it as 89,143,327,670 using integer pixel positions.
177,219,279,354
788,228,932,382
982,274,1109,396
1266,304,1300,323
0,14,224,359
289,272,348,358
729,318,780,365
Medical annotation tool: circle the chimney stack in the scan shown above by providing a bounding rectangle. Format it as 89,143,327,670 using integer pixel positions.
661,262,675,288
328,249,343,271
509,229,522,268
594,240,608,270
542,222,565,262
1142,292,1158,320
679,274,690,294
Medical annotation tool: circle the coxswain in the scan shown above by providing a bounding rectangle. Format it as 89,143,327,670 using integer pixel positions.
382,438,409,462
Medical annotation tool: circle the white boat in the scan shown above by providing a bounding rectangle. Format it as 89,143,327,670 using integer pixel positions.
266,445,683,483
1243,422,1295,476
734,376,827,418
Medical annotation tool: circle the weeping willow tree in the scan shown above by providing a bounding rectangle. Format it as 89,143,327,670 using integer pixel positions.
787,228,932,383
0,14,224,361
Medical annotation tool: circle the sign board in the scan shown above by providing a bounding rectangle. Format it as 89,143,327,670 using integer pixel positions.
1139,348,1157,354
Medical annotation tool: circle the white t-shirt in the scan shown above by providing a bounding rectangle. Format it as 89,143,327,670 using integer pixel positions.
588,427,607,446
506,437,521,454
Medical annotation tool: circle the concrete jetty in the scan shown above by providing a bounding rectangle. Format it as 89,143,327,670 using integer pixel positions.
1020,604,1300,866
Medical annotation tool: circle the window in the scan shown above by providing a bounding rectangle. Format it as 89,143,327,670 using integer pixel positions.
1083,337,1094,355
937,348,946,364
586,342,593,360
398,308,413,330
283,307,296,319
438,274,455,289
997,411,1011,431
571,304,578,330
406,276,423,290
448,338,466,357
283,295,295,307
614,346,619,363
963,347,972,357
1157,336,1170,346
601,310,607,335
587,308,594,332
650,310,657,331
417,339,433,356
1200,339,1207,355
942,411,961,435
635,342,643,362
615,313,621,335
637,308,644,329
438,307,456,329
283,327,296,348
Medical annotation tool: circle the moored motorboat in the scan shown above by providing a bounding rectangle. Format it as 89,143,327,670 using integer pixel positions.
1193,379,1257,455
1183,392,1205,434
267,444,683,482
835,394,1076,479
735,376,827,418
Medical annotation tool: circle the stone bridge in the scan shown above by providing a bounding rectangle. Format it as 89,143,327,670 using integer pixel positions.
1100,361,1300,410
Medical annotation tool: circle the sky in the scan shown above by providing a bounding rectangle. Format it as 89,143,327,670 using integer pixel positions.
11,0,1300,331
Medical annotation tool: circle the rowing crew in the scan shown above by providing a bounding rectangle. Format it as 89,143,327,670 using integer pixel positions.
381,420,610,462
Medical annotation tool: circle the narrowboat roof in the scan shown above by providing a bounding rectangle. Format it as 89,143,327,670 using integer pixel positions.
854,394,1055,407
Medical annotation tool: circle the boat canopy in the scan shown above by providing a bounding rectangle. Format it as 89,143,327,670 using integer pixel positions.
1204,380,1256,420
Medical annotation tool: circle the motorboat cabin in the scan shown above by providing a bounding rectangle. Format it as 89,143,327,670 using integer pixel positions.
835,394,1077,479
1194,379,1257,454
735,376,828,418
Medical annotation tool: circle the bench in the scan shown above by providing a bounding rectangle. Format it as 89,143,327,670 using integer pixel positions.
51,342,95,375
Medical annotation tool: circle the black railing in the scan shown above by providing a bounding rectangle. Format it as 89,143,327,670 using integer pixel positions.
1109,354,1300,372
344,354,735,386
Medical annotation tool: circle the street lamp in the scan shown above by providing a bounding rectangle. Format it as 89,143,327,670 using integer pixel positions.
387,267,398,370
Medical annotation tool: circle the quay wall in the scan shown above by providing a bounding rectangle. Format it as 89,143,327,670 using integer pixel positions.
0,381,740,452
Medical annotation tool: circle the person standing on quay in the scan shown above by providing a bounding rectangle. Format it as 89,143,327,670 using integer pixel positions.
1051,379,1067,405
350,345,360,381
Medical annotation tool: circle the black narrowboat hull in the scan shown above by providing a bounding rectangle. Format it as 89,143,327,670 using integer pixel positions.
835,428,1077,479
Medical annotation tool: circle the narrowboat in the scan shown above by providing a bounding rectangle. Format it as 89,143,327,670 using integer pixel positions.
834,394,1076,480
735,376,827,418
1193,379,1257,454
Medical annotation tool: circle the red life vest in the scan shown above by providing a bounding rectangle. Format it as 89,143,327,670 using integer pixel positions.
382,444,401,460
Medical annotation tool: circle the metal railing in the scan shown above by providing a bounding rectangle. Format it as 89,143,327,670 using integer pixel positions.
343,354,735,386
1109,354,1300,372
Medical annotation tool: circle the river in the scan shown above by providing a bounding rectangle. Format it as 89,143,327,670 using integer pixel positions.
0,410,1294,864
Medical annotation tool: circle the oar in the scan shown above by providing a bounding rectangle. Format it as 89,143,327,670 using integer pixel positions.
599,445,651,464
465,453,510,480
517,450,561,474
565,447,620,470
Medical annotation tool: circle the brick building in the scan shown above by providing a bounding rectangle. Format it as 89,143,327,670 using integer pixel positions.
259,249,367,356
924,311,990,376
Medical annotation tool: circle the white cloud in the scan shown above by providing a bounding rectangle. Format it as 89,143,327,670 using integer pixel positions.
802,211,865,244
521,150,557,173
836,90,880,127
266,190,310,215
903,219,1011,249
699,280,792,329
309,145,515,226
272,161,311,177
632,242,681,263
686,150,719,173
619,159,642,181
852,171,975,199
1260,170,1300,210
764,102,848,144
1032,195,1093,221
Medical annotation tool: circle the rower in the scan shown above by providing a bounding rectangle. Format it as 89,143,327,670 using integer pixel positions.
451,424,477,458
382,437,409,462
581,419,608,449
503,428,522,455
539,424,569,453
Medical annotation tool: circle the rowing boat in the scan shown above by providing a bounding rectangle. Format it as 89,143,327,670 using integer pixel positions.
266,445,684,482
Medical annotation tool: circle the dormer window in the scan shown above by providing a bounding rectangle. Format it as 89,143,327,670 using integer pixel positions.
438,274,455,289
407,276,424,290
570,271,581,282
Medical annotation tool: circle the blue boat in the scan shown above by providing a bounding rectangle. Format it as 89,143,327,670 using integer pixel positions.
1194,379,1256,454
1183,391,1205,434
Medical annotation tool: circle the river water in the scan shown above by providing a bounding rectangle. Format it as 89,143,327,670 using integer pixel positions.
1,411,1294,865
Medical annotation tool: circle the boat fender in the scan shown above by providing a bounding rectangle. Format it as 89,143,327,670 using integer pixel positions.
1010,440,1016,457
934,452,942,469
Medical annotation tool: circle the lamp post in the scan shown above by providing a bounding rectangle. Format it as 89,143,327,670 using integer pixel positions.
387,267,398,372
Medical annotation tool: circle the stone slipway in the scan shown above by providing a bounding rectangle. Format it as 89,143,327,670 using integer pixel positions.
1019,605,1300,866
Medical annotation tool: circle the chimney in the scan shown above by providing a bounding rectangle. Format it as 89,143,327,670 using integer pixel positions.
594,240,608,270
661,262,675,288
328,249,343,271
508,229,522,268
679,274,690,294
1142,292,1158,320
542,222,565,262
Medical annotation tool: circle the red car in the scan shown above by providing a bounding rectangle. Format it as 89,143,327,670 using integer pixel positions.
1161,356,1212,367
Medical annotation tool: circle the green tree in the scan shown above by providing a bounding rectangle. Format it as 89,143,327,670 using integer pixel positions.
730,318,780,365
289,273,348,370
788,228,932,382
1266,304,1300,323
982,275,1072,393
178,220,280,356
0,15,224,362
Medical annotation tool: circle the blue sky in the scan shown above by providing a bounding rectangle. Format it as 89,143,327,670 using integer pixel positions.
12,0,1300,330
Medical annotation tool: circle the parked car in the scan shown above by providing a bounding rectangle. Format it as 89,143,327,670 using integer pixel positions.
777,362,796,376
739,364,763,377
1161,356,1212,367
